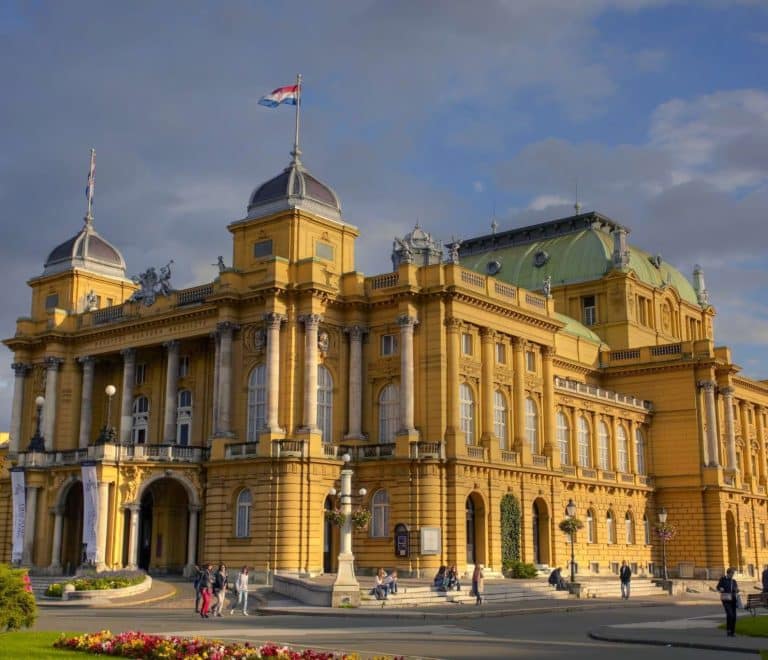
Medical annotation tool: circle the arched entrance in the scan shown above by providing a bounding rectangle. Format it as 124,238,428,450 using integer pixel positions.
137,478,190,573
726,510,739,570
532,498,551,566
465,493,487,566
61,481,84,575
323,495,339,573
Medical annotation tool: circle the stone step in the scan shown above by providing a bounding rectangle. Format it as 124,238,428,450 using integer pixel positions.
577,579,668,599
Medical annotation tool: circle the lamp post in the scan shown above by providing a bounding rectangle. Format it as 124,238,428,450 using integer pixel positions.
96,385,117,445
331,452,366,606
566,498,577,584
658,507,668,581
27,395,45,452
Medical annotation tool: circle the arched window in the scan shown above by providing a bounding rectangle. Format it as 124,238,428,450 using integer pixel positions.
635,428,646,475
371,489,390,538
378,383,399,444
131,396,149,444
597,421,610,470
586,508,596,544
235,489,252,538
557,411,571,465
625,512,634,544
176,389,192,446
643,514,651,545
317,365,333,443
460,383,476,445
606,510,616,544
525,397,539,454
494,390,509,450
577,416,590,467
247,364,266,442
617,425,628,473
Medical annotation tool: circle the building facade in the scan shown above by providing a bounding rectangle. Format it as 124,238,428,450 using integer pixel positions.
1,153,767,581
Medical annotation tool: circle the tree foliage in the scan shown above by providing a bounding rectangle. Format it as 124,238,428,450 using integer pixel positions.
500,493,521,563
0,564,36,631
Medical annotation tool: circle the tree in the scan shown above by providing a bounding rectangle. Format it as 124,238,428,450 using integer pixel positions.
0,564,37,631
500,494,521,564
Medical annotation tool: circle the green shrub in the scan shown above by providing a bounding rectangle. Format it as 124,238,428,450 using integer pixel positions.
0,564,37,631
503,559,538,578
44,583,64,597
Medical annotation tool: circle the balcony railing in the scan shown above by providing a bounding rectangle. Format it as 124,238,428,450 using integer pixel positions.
276,439,305,457
554,376,652,412
560,465,576,476
176,283,214,306
466,445,486,460
225,442,259,459
500,450,519,465
532,454,549,468
411,442,444,459
16,443,209,466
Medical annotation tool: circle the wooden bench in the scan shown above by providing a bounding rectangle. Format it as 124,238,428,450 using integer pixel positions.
744,592,768,616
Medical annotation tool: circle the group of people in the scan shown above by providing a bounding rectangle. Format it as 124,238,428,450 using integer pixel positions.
433,564,484,605
194,564,250,618
372,568,399,600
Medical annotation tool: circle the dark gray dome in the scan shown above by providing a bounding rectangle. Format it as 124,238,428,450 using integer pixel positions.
43,222,126,278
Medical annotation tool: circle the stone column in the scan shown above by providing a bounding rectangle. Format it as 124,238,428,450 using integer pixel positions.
480,328,495,443
78,357,96,449
344,325,366,439
125,505,140,570
590,411,600,470
512,337,528,459
445,318,461,436
211,332,220,436
96,481,110,569
757,408,767,485
300,314,322,430
722,386,737,471
739,401,753,481
186,505,201,573
700,380,719,467
541,347,557,463
9,363,30,454
50,506,64,570
626,419,637,474
43,357,63,451
22,486,38,566
398,314,418,432
163,341,180,442
216,323,237,436
119,349,136,444
265,313,284,431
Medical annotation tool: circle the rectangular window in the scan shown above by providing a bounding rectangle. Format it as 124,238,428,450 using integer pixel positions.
582,295,596,326
45,293,59,310
525,350,536,372
315,241,334,260
496,342,506,364
106,298,114,307
253,239,273,258
461,333,473,356
637,296,651,327
760,524,766,549
177,422,190,446
178,356,190,378
380,334,397,356
135,364,147,385
94,295,102,308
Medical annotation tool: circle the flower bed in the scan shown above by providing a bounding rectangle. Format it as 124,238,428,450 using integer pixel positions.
45,571,147,598
54,630,399,659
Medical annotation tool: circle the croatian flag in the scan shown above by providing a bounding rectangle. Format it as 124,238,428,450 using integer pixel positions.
258,84,299,108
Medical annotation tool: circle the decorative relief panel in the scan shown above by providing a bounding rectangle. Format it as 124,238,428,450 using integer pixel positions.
242,323,266,355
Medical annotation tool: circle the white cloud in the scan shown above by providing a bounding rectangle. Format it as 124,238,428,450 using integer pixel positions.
528,194,572,211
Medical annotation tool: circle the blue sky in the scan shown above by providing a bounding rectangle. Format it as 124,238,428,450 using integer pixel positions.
1,1,767,429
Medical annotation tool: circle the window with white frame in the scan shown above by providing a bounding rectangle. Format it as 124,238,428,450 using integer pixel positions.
176,389,192,446
247,364,266,442
380,334,397,356
460,383,476,445
131,395,149,444
598,421,610,469
462,332,473,356
582,295,597,326
577,416,590,467
135,363,147,385
635,428,646,475
606,511,616,544
178,355,190,378
495,342,506,364
625,512,634,544
525,397,539,454
587,509,596,543
494,390,508,450
371,489,390,538
235,489,252,538
557,411,571,465
643,514,651,545
525,350,536,372
378,383,399,443
617,425,629,473
317,365,333,443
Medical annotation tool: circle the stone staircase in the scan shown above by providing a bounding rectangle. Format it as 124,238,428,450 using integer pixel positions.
358,579,571,609
577,577,669,599
28,574,63,598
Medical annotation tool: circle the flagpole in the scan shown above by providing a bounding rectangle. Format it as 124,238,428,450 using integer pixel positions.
292,73,302,164
85,148,96,225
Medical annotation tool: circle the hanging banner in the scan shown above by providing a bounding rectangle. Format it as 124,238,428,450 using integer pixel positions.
10,468,25,564
81,462,99,563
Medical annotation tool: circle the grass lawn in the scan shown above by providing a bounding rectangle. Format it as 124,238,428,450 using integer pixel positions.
737,615,768,637
0,631,89,658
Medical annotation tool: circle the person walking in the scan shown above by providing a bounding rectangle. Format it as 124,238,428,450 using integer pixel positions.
198,563,213,618
230,566,249,615
472,564,484,605
717,567,740,637
211,564,228,617
193,564,203,613
619,560,632,599
761,565,768,593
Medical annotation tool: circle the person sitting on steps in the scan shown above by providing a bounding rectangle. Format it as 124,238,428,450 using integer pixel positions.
433,565,447,591
383,568,398,595
446,565,461,591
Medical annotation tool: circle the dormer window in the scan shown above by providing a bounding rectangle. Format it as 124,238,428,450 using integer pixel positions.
253,239,273,259
315,241,334,261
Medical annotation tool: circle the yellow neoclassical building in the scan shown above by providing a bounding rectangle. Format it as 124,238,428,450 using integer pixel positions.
1,150,767,583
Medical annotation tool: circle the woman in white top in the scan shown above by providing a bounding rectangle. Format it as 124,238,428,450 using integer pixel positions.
230,566,250,615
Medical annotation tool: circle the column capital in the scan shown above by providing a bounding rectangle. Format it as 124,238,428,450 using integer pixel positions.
397,314,418,329
511,336,526,350
77,355,96,366
720,385,735,398
216,321,240,334
188,504,202,513
44,356,63,370
541,345,555,360
263,312,286,329
121,348,136,361
12,362,31,376
698,379,716,392
479,327,496,341
344,325,368,341
163,339,180,351
124,503,141,513
444,316,462,332
49,505,64,516
298,313,323,328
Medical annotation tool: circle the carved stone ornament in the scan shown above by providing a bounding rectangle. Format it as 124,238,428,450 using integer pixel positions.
129,261,174,307
318,330,330,355
243,324,267,354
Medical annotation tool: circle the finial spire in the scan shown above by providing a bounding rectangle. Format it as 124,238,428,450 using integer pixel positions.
291,73,303,165
491,199,498,234
574,180,581,215
85,148,96,226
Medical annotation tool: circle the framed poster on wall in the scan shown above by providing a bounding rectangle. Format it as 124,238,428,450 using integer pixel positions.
420,526,441,555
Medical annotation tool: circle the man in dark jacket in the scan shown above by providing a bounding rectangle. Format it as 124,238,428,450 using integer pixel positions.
761,566,768,593
619,560,632,599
